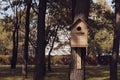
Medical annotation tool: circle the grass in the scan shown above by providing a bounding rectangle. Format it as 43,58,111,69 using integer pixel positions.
45,66,69,80
0,65,120,80
86,65,120,80
86,66,110,80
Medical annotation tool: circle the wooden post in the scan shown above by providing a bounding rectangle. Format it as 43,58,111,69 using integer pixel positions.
70,18,88,80
70,47,86,80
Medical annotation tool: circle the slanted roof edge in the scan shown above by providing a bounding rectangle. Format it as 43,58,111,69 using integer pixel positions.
69,18,90,30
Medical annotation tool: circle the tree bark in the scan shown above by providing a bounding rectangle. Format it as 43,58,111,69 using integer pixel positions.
73,0,90,22
110,0,120,80
22,0,32,79
33,0,46,80
70,0,90,80
11,16,19,69
70,48,86,80
11,27,17,69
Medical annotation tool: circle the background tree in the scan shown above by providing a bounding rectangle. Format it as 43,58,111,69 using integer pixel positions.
22,0,32,79
110,0,120,80
3,0,25,69
33,0,46,80
45,0,72,71
0,0,28,69
88,0,114,56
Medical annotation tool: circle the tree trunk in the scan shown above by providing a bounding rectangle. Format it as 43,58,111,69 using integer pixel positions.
110,1,120,80
48,49,52,71
33,0,46,80
70,0,90,80
22,0,32,79
72,0,76,21
11,28,17,69
70,48,86,80
73,0,90,21
47,26,58,71
11,17,19,69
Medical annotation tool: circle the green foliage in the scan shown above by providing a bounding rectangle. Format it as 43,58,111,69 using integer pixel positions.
88,1,114,54
95,28,113,52
0,22,12,54
0,55,34,65
47,0,72,26
0,55,11,65
51,55,70,65
0,54,71,65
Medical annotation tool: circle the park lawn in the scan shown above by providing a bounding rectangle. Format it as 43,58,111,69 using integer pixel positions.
0,65,120,80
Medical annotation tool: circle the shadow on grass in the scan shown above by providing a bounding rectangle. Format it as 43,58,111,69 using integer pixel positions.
86,66,110,80
45,67,69,80
86,65,120,80
0,66,34,80
0,66,69,80
0,65,120,80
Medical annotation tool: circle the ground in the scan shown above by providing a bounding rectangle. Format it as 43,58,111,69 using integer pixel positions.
0,65,120,80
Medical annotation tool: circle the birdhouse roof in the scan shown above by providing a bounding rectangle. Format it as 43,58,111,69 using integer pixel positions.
69,18,89,30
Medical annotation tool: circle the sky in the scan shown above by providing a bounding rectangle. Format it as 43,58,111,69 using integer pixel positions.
93,0,112,6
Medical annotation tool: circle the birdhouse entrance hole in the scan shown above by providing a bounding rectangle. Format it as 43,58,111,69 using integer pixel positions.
77,26,81,31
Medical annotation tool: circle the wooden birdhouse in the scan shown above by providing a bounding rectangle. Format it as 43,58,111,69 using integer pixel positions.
70,18,88,47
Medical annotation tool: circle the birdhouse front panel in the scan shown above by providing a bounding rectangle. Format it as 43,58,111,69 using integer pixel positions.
71,21,88,47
